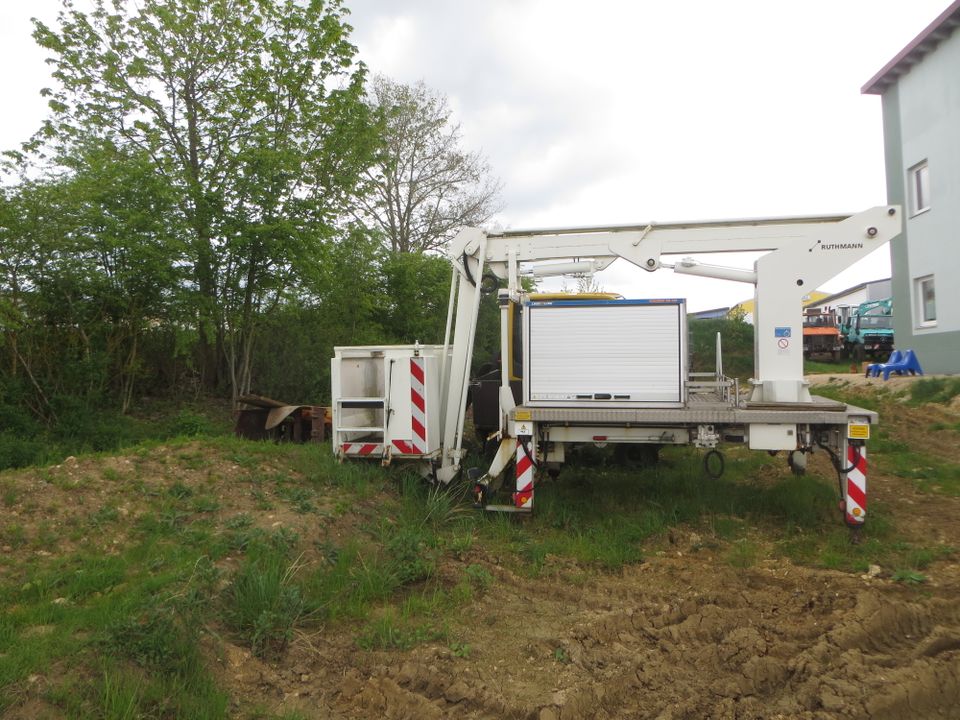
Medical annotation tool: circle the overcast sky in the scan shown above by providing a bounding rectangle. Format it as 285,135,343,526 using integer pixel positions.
0,0,949,310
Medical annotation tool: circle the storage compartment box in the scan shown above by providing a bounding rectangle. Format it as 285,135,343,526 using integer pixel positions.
748,423,798,450
522,298,687,408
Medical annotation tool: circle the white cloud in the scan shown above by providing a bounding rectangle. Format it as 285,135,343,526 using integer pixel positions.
2,0,948,308
346,0,946,307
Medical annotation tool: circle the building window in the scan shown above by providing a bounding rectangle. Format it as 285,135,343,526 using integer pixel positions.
908,161,930,216
915,275,936,326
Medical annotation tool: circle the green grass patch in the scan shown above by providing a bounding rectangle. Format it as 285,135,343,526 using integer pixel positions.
906,377,960,406
356,607,449,651
0,537,227,715
223,544,307,659
803,384,960,497
725,539,762,568
804,359,854,375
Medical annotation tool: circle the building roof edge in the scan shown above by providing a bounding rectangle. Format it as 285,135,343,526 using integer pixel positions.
862,0,960,95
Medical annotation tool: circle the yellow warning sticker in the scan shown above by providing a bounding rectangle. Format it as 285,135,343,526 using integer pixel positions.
847,423,870,440
514,409,532,421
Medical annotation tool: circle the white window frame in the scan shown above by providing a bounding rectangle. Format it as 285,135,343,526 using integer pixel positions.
908,160,930,216
915,275,936,328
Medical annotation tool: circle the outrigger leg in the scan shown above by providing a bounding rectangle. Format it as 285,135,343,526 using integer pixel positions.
842,436,867,542
512,434,535,511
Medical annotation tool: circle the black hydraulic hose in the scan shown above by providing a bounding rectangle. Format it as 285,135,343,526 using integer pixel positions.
461,252,477,287
520,436,538,471
703,449,724,479
817,440,861,475
817,440,862,501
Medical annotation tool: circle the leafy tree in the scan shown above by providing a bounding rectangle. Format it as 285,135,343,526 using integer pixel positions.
688,315,754,380
357,76,502,254
0,142,181,416
378,252,452,343
31,0,377,402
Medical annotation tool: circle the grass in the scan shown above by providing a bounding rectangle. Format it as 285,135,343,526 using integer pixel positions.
808,381,960,497
356,608,449,651
1,393,958,713
726,539,762,569
0,399,233,472
224,544,307,659
906,377,960,405
805,358,857,375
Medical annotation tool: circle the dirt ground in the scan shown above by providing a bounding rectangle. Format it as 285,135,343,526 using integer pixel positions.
4,376,960,720
229,519,960,719
238,545,960,720
225,375,960,720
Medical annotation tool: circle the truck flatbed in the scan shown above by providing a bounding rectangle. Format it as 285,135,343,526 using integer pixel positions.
512,395,876,426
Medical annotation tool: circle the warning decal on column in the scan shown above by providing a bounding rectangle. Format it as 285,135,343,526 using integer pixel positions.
848,423,870,440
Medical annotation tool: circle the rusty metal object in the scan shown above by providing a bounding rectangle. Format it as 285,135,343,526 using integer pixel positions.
235,395,330,442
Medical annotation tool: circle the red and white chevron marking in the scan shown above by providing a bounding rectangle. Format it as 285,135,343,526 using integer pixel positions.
845,445,867,525
513,438,534,509
392,440,420,455
410,357,427,454
341,442,383,457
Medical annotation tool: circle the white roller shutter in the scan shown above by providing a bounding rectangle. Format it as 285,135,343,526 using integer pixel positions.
524,300,686,407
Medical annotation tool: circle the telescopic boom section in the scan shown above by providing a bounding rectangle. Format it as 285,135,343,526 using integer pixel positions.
436,207,901,477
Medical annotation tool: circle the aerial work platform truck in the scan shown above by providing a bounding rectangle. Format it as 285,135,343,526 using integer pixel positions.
332,207,901,531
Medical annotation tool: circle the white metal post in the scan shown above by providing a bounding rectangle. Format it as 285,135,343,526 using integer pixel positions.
436,229,488,483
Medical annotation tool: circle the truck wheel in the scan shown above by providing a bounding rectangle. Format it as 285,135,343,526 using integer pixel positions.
640,444,661,466
615,444,661,467
788,450,807,476
853,344,864,363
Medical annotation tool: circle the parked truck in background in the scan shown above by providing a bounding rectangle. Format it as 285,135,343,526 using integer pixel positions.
839,298,894,361
802,307,842,361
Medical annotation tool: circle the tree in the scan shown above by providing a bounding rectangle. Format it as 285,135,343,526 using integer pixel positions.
31,0,377,402
358,76,502,254
0,142,182,416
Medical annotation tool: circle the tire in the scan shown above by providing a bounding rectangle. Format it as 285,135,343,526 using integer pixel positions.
788,450,807,476
640,444,661,466
853,344,865,363
615,443,661,468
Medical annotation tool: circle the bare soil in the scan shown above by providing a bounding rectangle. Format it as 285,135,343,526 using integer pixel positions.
3,380,960,720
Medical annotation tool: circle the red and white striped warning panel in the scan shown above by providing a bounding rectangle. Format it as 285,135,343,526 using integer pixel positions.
392,440,421,455
410,357,427,453
845,445,866,525
341,443,383,457
513,437,534,509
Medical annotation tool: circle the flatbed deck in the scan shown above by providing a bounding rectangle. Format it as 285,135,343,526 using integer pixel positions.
512,395,877,426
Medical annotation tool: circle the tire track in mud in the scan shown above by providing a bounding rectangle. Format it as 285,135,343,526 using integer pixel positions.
331,555,960,720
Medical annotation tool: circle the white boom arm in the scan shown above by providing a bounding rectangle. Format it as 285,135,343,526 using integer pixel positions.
434,207,901,481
